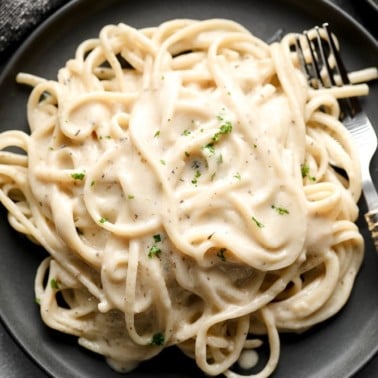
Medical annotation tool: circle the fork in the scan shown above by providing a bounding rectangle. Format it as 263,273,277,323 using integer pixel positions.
295,23,378,253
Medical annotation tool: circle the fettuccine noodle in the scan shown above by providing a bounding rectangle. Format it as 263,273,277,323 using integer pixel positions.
0,19,371,377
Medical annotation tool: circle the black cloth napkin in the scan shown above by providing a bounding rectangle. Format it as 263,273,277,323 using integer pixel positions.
0,0,71,62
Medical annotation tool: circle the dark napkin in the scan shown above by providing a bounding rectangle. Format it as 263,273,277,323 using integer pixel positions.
0,0,70,62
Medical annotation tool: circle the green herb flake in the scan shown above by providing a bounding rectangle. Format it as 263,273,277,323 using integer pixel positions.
212,132,221,142
251,216,264,228
217,248,227,262
182,129,191,136
90,180,96,187
35,297,41,305
234,172,241,180
219,121,233,135
191,170,201,185
203,143,216,155
50,278,59,290
148,234,163,258
99,217,108,224
128,194,135,199
154,130,161,137
184,151,190,157
71,172,85,181
272,205,289,215
148,245,162,258
150,332,165,346
300,163,316,181
301,163,310,178
160,159,166,165
153,234,161,243
211,120,233,142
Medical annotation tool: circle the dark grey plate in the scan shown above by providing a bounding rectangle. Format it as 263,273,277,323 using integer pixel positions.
0,0,377,377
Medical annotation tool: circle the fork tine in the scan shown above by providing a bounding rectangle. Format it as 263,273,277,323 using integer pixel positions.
295,36,310,80
299,24,361,118
295,33,322,89
321,23,362,116
304,31,325,89
322,23,350,85
314,26,335,87
295,36,315,86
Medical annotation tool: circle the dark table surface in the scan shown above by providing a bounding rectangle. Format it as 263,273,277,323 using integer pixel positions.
0,0,377,377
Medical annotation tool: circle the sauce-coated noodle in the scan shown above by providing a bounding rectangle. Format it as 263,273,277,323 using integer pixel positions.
0,19,370,377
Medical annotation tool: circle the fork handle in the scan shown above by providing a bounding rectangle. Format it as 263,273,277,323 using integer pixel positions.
365,209,378,253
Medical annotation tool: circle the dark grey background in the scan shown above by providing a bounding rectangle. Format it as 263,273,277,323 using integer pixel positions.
0,0,377,377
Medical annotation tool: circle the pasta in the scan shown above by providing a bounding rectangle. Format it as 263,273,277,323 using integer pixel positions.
0,19,372,377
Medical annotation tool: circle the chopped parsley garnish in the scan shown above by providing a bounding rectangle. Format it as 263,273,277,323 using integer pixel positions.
234,172,241,180
148,234,162,258
150,332,165,346
148,245,161,258
35,297,41,305
251,216,264,228
160,159,166,165
301,163,310,178
99,217,108,224
219,121,233,135
301,163,316,181
154,130,161,137
191,170,201,185
128,194,135,199
71,172,85,180
203,143,216,155
50,278,59,290
212,121,233,142
272,205,289,215
202,120,233,155
217,248,227,262
182,129,191,136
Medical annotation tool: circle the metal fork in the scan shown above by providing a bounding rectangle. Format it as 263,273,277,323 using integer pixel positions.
295,23,378,252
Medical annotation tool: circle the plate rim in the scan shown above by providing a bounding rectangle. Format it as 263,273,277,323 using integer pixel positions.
0,0,377,377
